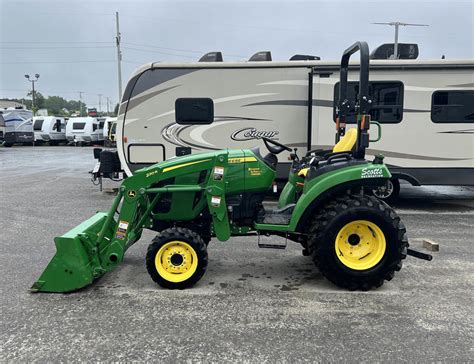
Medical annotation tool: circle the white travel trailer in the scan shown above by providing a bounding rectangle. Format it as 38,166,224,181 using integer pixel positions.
33,116,67,144
0,114,5,142
103,117,117,146
66,117,104,144
115,53,474,199
0,107,34,147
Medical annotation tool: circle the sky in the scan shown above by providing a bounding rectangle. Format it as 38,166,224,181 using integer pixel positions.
1,0,473,110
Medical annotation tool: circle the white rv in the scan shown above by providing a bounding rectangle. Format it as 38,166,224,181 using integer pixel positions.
66,117,104,144
115,54,474,198
103,117,117,146
0,114,5,143
33,116,67,144
0,107,34,147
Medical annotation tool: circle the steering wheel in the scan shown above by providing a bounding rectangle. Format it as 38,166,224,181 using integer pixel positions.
262,137,293,154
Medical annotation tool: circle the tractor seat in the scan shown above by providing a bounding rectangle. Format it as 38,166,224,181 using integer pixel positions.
333,128,357,153
298,167,309,177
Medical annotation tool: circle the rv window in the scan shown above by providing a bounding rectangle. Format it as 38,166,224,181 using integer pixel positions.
175,98,214,125
333,81,404,123
33,119,44,131
92,124,98,131
53,119,62,131
431,91,474,123
99,121,105,129
73,122,86,130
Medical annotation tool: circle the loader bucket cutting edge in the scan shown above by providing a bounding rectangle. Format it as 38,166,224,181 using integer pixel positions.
31,212,114,293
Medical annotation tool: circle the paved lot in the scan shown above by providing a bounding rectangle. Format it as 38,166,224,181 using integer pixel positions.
1,146,473,362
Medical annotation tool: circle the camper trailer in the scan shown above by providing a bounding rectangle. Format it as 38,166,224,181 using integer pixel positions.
103,117,117,147
114,53,474,199
0,114,5,142
0,107,34,147
33,116,67,144
66,117,104,145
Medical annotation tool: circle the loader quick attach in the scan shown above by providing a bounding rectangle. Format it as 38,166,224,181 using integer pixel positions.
32,41,431,293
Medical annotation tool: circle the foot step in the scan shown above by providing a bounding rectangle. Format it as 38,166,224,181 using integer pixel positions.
257,233,287,249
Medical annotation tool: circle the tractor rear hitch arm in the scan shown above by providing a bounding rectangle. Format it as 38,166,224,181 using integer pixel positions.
407,248,433,261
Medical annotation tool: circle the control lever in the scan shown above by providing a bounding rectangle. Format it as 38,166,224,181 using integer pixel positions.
289,148,299,161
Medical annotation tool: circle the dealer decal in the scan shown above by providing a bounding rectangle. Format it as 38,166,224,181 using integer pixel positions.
248,167,261,176
213,166,224,180
211,196,221,207
361,167,384,179
116,220,129,240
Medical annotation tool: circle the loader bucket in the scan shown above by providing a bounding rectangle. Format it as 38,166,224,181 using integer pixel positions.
31,212,114,293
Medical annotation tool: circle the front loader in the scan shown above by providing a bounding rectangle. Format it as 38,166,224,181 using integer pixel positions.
32,41,431,293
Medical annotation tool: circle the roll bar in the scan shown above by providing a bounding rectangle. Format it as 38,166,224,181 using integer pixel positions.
336,41,372,159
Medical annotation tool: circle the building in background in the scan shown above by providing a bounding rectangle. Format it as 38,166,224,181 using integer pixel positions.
0,100,27,109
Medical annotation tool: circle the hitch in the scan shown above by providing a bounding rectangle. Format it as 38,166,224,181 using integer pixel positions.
407,248,433,261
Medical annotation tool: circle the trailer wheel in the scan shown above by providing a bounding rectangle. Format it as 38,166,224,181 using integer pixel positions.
308,194,407,290
146,227,208,289
2,142,12,147
371,178,400,204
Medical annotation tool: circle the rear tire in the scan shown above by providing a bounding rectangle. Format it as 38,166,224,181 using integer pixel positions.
308,193,407,290
146,227,208,289
3,142,12,147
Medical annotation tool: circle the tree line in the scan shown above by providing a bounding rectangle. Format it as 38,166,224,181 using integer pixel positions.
4,91,118,116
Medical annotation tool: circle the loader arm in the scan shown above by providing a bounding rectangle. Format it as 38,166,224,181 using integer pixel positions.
32,151,231,293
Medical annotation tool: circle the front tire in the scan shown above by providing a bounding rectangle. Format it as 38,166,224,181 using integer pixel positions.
146,227,208,289
308,193,407,290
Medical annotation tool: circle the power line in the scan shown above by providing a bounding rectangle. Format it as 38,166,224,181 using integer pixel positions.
122,60,144,65
123,42,203,54
0,60,116,64
122,46,197,59
0,41,112,44
0,46,114,50
122,42,246,58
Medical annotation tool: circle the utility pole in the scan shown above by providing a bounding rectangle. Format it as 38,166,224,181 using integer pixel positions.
372,22,429,59
115,11,123,105
106,96,110,115
78,91,84,116
98,94,103,116
24,74,40,115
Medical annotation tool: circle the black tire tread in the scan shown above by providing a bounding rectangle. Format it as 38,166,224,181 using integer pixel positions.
308,193,408,290
146,227,208,289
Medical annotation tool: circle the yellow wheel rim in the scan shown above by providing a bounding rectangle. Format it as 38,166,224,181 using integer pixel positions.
155,241,198,282
335,220,386,270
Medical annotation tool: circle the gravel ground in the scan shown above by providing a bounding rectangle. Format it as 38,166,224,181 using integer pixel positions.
1,146,473,362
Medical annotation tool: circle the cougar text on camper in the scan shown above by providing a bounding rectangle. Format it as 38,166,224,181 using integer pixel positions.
231,127,279,141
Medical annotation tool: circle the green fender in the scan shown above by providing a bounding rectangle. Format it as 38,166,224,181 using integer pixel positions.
287,163,391,232
278,182,297,208
278,166,305,208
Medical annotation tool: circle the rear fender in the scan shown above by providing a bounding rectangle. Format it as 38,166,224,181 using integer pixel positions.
288,164,391,232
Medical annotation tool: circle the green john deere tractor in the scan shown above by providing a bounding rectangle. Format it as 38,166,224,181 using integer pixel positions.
32,41,431,293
